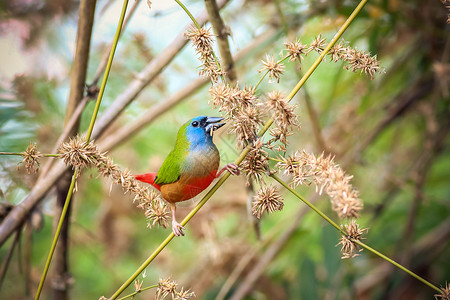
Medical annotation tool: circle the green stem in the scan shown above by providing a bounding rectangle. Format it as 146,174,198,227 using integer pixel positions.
85,0,129,140
0,152,60,157
117,284,158,300
271,173,442,294
34,170,78,300
110,0,368,297
34,1,129,299
354,240,442,293
270,173,345,235
174,0,200,28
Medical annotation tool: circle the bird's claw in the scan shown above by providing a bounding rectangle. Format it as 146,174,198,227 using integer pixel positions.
172,220,185,237
225,163,240,176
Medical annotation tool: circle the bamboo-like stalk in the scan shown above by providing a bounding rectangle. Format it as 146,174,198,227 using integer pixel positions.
34,1,129,299
108,1,368,298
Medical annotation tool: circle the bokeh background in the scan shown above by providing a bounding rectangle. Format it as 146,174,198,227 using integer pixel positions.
0,0,449,299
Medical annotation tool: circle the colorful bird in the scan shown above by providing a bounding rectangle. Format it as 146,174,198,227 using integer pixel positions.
135,116,240,236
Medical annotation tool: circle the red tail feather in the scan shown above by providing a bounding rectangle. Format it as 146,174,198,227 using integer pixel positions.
135,172,161,191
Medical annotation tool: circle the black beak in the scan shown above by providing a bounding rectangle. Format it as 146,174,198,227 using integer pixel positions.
205,117,225,134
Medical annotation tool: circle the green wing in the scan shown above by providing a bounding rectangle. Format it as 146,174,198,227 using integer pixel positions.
154,148,185,185
154,121,190,185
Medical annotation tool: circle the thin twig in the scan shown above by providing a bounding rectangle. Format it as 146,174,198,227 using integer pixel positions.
204,0,237,84
0,228,21,289
117,284,158,300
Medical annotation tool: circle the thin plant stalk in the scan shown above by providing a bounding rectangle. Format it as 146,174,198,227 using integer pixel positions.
109,0,368,297
0,152,59,157
270,174,345,234
34,1,129,299
117,284,158,300
270,173,441,293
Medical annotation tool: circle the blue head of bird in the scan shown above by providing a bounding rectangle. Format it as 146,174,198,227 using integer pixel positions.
179,116,225,149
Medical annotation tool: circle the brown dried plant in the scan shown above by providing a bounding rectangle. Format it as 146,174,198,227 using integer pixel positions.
281,37,382,79
58,135,169,228
277,151,363,219
337,219,367,259
156,278,195,300
186,26,223,83
19,142,42,174
251,183,284,219
259,54,285,83
435,283,450,300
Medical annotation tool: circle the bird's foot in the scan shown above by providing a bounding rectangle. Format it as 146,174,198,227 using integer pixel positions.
224,163,240,176
172,220,185,237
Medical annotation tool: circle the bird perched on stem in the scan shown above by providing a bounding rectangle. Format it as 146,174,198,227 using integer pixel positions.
135,116,240,236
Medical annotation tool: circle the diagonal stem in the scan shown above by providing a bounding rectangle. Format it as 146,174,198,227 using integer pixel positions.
271,173,441,293
34,1,129,299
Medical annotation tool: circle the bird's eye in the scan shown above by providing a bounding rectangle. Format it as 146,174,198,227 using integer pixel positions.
192,121,199,127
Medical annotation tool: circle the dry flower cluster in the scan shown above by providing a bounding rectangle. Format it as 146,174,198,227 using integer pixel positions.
57,135,169,228
435,283,450,300
259,54,285,83
185,26,223,83
156,278,195,300
209,83,263,148
251,184,284,219
19,142,42,174
265,90,300,152
337,219,367,259
281,35,381,79
277,150,363,219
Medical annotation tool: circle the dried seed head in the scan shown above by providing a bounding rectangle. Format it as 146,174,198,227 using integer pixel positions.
20,142,42,174
283,151,363,219
252,184,284,219
276,151,302,176
145,197,170,228
209,83,233,112
185,26,214,52
328,42,347,62
241,138,269,184
337,220,367,259
284,39,308,62
229,106,264,148
265,91,299,150
266,91,299,130
175,288,195,300
58,135,98,170
156,278,178,300
234,85,257,109
343,48,380,80
134,279,143,292
308,34,326,54
259,55,285,83
435,283,450,300
186,26,222,83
